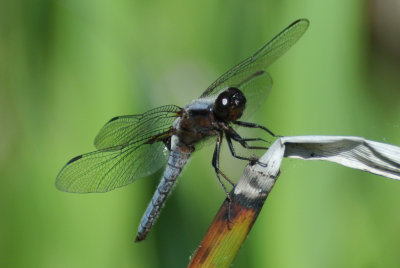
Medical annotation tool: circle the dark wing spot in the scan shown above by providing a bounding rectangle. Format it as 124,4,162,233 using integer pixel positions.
108,116,120,123
67,154,83,165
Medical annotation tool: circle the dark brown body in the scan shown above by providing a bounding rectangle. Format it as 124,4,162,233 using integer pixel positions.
174,98,220,146
136,89,247,241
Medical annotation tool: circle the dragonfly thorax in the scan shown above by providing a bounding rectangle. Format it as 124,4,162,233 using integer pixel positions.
173,100,218,146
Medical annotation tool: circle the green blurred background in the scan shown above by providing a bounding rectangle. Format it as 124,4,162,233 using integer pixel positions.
1,0,400,267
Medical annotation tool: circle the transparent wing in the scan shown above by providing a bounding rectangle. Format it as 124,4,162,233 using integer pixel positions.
56,141,169,193
200,19,309,117
94,105,181,149
235,70,273,120
56,105,181,193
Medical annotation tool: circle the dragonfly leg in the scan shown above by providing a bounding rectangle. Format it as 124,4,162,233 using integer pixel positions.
225,135,255,161
212,132,235,225
212,132,235,191
225,128,268,167
233,121,279,137
226,127,268,150
241,137,271,144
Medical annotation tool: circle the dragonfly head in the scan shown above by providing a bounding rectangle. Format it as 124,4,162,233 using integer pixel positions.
214,87,246,122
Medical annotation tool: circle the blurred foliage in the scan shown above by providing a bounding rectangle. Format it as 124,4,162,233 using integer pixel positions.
1,0,400,267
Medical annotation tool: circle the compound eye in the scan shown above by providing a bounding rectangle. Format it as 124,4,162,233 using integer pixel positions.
222,98,228,105
214,87,246,121
214,92,230,120
231,90,246,108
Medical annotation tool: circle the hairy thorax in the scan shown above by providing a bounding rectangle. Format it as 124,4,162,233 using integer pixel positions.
173,98,220,146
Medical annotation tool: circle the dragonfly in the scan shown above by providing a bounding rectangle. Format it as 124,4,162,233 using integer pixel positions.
56,19,309,242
